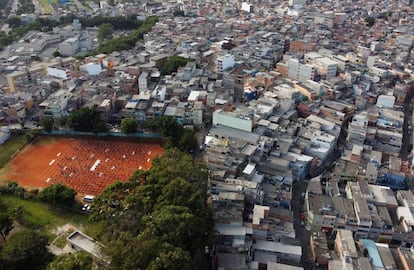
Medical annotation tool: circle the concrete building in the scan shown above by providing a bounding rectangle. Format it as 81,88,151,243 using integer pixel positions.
67,230,107,263
216,54,235,74
313,57,338,80
138,72,148,92
59,37,80,56
347,111,369,149
213,108,254,132
287,59,316,83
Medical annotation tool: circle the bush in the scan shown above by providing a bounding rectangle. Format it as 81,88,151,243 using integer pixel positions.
38,184,77,207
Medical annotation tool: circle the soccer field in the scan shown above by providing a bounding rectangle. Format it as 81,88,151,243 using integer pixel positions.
2,137,164,195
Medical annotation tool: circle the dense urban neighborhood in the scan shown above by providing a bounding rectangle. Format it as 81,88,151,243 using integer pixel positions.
0,0,414,269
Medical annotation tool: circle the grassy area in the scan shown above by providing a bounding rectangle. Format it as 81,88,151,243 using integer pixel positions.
38,0,55,14
0,135,26,169
53,236,69,248
1,195,102,239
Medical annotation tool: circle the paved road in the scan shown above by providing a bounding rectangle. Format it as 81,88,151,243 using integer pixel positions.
400,88,414,161
291,179,313,270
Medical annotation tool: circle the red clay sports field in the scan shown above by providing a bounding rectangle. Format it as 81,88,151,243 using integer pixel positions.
3,137,164,195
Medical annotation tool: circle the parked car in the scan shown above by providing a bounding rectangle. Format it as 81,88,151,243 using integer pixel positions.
82,204,91,211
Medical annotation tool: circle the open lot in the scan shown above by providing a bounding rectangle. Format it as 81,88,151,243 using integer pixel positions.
1,137,164,195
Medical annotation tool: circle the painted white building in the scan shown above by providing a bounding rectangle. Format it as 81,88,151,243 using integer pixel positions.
213,109,253,132
138,72,148,92
377,95,395,108
58,37,80,56
216,54,235,74
39,89,72,117
241,2,253,13
311,130,336,149
347,112,368,148
287,59,316,83
314,57,338,80
79,63,102,76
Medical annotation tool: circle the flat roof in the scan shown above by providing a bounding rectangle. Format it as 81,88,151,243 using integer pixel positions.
362,239,384,268
67,231,105,260
254,240,302,256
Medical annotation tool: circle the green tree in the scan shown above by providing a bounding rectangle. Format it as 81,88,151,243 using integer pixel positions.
0,230,52,270
38,184,76,207
97,23,115,42
6,17,21,28
173,9,185,17
0,213,13,242
160,56,189,75
24,129,40,143
107,237,192,270
67,107,107,132
144,116,198,151
53,50,61,57
144,115,181,144
47,251,92,270
365,16,375,27
178,128,198,153
94,149,214,269
40,116,54,132
120,117,138,134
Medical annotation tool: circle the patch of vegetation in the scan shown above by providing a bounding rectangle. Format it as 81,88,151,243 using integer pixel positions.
16,0,35,15
53,236,68,249
77,16,158,58
160,55,189,75
0,229,53,270
0,195,102,238
38,0,54,14
38,184,76,207
90,149,215,269
144,115,198,153
365,16,375,27
0,135,26,169
67,107,107,133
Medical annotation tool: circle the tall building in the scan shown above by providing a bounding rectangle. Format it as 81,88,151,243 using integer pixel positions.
347,112,368,149
216,54,235,74
138,72,148,92
287,59,316,83
313,57,338,80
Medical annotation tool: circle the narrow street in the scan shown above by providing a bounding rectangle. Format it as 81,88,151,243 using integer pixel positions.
291,180,312,270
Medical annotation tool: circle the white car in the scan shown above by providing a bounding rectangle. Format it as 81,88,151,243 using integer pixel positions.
82,204,91,211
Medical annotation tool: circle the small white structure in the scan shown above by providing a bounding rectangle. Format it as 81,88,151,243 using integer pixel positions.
377,95,395,108
67,230,108,263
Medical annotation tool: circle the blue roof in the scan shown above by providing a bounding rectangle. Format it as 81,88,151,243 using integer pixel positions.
362,239,384,268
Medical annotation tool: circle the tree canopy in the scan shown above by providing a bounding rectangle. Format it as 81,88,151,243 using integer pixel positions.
0,230,52,270
173,9,185,17
77,16,158,58
38,184,77,207
120,117,138,134
47,251,92,270
91,149,214,269
67,107,107,133
144,116,198,152
0,213,14,242
365,16,375,27
160,56,189,75
40,116,54,132
97,23,115,42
